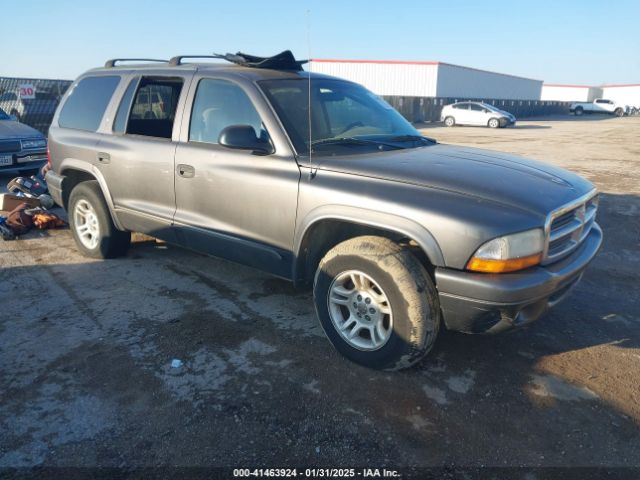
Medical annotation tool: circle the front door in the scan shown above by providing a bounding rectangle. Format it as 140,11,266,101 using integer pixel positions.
173,77,300,278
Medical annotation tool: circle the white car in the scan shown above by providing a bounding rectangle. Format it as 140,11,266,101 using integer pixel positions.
441,101,516,128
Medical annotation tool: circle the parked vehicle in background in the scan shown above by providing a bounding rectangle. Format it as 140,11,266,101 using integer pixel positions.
570,98,625,117
131,87,166,119
0,90,59,124
0,107,47,173
45,52,602,370
441,101,516,128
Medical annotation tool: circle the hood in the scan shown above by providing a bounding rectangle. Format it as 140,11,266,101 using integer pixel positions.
315,144,595,217
0,120,43,139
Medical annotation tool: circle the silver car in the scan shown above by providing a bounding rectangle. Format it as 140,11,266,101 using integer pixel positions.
0,107,47,173
45,52,601,370
441,101,516,128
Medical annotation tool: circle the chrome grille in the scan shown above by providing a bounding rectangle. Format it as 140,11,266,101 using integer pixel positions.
543,191,598,264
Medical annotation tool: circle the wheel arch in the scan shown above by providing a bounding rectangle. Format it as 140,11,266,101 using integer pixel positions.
292,206,445,288
59,159,124,230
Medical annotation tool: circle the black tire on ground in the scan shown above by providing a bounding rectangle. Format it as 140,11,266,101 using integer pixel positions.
68,180,131,259
614,108,624,117
488,118,500,128
444,116,455,127
313,236,440,371
574,107,584,116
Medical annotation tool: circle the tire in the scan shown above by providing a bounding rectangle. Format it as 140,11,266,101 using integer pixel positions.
614,108,624,117
68,181,131,259
444,116,455,127
488,118,500,128
574,107,584,116
313,236,440,370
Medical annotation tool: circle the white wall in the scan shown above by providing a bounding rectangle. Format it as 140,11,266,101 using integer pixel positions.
436,64,542,100
540,85,593,102
601,85,640,107
309,60,438,97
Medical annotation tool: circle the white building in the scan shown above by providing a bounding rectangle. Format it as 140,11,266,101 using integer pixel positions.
601,84,640,108
540,84,603,102
309,59,543,100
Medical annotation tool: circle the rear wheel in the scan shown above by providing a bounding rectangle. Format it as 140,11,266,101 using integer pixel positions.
313,236,440,370
444,116,455,127
488,118,500,128
68,181,130,259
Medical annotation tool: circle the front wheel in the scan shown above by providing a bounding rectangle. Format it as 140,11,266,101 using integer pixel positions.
313,236,440,370
574,107,584,116
614,108,624,117
68,181,131,259
488,118,500,128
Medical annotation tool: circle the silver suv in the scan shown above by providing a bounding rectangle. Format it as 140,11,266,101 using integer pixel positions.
46,52,602,370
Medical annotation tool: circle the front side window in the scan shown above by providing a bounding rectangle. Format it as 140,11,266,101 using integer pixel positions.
260,78,426,155
189,78,265,145
125,77,183,139
58,76,120,131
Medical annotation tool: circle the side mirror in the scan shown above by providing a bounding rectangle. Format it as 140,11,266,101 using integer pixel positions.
218,125,272,155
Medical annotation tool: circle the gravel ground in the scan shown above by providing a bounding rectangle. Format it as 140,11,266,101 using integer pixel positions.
0,115,638,475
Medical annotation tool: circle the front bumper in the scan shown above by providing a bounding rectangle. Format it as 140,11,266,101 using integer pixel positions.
435,223,602,333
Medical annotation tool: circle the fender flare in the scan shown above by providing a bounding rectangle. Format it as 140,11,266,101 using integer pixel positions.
293,205,445,278
59,158,125,231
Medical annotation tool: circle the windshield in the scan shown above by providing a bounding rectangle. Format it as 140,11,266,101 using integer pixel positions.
259,78,428,155
0,108,10,120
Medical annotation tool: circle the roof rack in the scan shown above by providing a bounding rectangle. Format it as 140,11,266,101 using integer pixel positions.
168,55,223,66
105,58,168,68
168,50,307,71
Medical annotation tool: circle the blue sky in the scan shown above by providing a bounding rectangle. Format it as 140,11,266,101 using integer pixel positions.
2,0,638,85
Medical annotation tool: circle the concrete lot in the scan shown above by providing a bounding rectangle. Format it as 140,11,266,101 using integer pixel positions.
1,115,639,470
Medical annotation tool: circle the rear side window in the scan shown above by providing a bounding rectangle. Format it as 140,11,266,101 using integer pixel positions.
113,79,138,134
469,103,483,111
453,103,467,110
58,76,120,131
126,77,183,139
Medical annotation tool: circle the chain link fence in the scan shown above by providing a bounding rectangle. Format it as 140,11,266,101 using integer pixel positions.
0,77,72,134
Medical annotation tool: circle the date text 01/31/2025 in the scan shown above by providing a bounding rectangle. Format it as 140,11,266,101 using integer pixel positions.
233,468,401,478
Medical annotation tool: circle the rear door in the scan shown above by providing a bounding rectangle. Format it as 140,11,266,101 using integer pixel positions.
173,75,300,277
453,103,471,124
96,73,192,239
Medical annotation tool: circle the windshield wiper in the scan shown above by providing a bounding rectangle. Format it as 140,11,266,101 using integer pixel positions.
310,137,405,150
383,134,437,144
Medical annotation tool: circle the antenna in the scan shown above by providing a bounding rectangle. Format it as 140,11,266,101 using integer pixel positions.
307,9,314,179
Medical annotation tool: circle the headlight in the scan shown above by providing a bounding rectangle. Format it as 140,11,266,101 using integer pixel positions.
21,138,47,150
466,228,544,273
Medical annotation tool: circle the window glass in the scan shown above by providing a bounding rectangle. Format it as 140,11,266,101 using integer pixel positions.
469,103,484,111
453,103,467,110
189,78,265,144
113,78,138,134
58,76,120,131
126,77,183,139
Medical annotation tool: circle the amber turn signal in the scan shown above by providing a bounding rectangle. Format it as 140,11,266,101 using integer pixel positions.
466,253,543,273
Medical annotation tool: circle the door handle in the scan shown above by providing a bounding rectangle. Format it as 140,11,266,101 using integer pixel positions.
177,164,195,178
97,152,110,164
